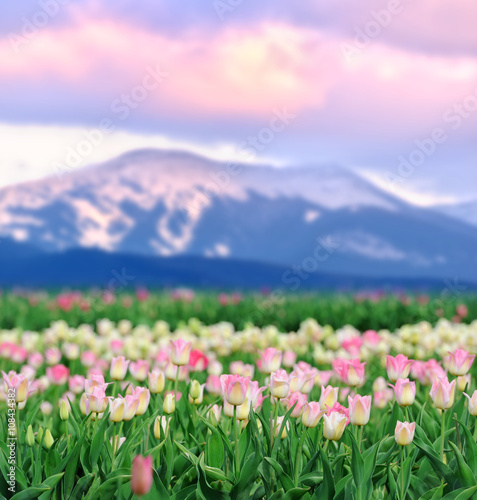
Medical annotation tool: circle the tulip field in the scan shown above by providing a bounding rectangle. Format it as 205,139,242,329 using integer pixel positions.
1,292,477,498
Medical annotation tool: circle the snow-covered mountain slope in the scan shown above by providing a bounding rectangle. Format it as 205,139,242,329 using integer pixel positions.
0,149,476,281
433,200,477,227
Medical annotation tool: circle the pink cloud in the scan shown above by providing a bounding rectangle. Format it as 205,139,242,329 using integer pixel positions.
0,16,476,131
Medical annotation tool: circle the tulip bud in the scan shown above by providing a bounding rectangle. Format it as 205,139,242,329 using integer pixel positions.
148,369,165,394
43,429,54,449
236,398,250,421
302,402,325,428
26,425,35,446
393,379,416,407
457,375,471,392
394,421,415,446
131,455,153,496
430,377,456,410
274,416,289,439
163,393,175,414
348,395,372,426
59,399,70,421
189,380,201,400
464,391,477,416
154,415,169,439
270,369,290,399
323,412,347,441
37,427,44,445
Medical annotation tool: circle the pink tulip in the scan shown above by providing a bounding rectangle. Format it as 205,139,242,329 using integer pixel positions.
68,375,85,394
148,369,165,394
248,381,267,411
80,351,97,368
120,394,140,421
395,421,415,446
220,374,250,406
362,330,381,347
332,359,366,387
374,389,394,409
46,364,70,385
189,350,209,372
447,349,475,377
348,395,372,426
285,391,308,418
326,402,350,424
2,370,29,403
386,354,413,382
270,369,291,399
430,377,456,410
131,455,153,496
131,387,150,416
45,348,62,365
314,370,333,388
464,390,477,416
323,411,348,441
28,352,44,369
256,348,282,374
206,375,223,396
393,378,416,407
110,356,130,381
86,386,109,413
319,385,339,409
129,360,150,382
282,351,297,368
85,374,108,394
302,401,325,428
170,339,192,366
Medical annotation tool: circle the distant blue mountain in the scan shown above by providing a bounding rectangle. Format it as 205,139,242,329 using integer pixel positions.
0,148,476,286
1,241,475,290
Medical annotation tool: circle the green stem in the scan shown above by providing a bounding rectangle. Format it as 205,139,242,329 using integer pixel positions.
65,420,69,450
112,421,117,471
401,446,405,500
233,405,240,479
358,426,363,453
323,439,330,455
15,404,21,467
440,410,446,463
474,419,477,442
270,399,280,453
294,427,308,486
174,366,180,398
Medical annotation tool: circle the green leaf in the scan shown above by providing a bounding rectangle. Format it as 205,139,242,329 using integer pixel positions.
283,487,310,499
315,445,335,500
441,485,477,500
232,452,262,500
418,482,445,499
196,463,229,500
10,487,50,500
448,442,476,488
455,417,477,472
414,436,455,486
205,425,225,469
89,414,110,468
37,473,65,500
264,457,296,492
348,430,364,489
70,473,95,500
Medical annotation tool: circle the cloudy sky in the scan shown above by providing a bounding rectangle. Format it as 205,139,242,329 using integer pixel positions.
1,0,476,205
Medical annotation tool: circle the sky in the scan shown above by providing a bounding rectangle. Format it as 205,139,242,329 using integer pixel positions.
0,0,476,206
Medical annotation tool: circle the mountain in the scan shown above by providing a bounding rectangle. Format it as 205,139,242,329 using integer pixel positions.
2,242,475,290
433,200,477,227
0,148,476,284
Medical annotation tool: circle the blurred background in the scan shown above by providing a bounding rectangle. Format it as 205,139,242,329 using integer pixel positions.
0,1,476,328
